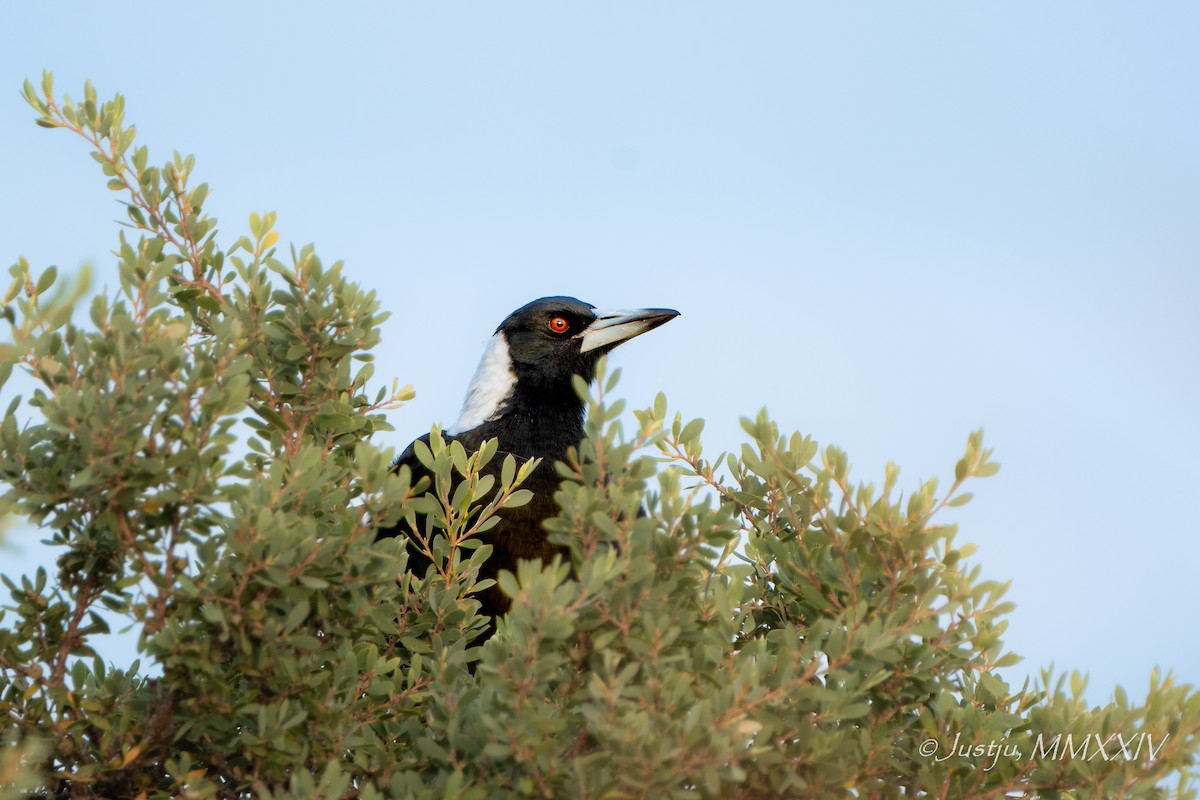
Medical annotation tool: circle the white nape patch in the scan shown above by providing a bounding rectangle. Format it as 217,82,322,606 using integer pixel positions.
447,333,517,435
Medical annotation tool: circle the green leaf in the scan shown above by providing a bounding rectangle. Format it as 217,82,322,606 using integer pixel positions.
35,266,57,294
500,454,516,489
496,569,520,600
506,489,534,508
284,599,311,633
413,439,434,470
679,417,705,443
117,126,137,155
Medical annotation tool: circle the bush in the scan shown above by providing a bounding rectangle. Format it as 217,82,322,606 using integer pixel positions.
1,75,1197,799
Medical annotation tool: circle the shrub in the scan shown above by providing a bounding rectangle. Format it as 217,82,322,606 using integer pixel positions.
1,75,1197,799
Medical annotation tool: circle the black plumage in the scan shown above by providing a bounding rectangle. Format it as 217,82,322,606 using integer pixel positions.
377,296,678,627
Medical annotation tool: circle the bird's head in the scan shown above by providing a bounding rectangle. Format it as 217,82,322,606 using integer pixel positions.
499,296,679,390
448,296,679,435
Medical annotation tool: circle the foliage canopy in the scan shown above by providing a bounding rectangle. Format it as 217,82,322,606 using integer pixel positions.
1,75,1197,799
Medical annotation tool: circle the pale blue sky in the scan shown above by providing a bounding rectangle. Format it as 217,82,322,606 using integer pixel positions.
2,3,1197,702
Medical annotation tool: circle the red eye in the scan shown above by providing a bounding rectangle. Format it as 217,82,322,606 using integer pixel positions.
548,316,570,333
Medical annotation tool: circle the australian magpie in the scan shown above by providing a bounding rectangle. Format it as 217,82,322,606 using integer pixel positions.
377,296,679,627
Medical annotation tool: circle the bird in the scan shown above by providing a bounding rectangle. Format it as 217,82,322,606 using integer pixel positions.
377,295,679,630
